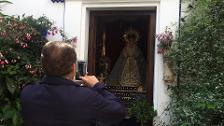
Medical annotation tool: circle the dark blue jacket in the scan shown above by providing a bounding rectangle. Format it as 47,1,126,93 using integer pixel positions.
21,76,125,126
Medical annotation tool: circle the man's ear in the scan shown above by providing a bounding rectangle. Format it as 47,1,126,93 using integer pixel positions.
72,63,76,73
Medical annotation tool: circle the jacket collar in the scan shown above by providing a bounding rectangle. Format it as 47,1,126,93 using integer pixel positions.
39,75,79,86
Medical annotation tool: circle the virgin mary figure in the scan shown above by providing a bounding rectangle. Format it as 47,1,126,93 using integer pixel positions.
107,29,146,87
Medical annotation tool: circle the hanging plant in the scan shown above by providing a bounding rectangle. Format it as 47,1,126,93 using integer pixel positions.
156,27,173,55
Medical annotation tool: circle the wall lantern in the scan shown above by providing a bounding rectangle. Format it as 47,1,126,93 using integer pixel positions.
51,0,64,3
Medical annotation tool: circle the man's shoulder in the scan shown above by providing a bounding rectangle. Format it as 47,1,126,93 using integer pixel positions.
21,82,97,95
21,83,39,94
76,86,99,96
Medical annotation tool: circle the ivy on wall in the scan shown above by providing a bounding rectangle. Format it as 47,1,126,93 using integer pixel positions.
169,0,224,125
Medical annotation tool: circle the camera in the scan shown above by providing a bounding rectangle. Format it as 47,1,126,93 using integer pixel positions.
77,61,87,76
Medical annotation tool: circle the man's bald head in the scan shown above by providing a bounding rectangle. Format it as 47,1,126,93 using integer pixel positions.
41,41,77,77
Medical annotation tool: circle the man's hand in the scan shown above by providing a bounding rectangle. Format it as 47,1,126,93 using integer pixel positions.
80,75,99,87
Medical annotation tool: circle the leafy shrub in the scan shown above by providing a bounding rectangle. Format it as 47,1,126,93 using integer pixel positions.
0,15,53,126
169,0,224,125
129,98,156,126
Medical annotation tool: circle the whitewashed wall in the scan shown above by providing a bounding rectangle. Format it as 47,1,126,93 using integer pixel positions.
2,0,64,29
2,0,180,124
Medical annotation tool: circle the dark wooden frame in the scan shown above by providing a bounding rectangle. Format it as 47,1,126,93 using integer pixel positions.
88,10,156,104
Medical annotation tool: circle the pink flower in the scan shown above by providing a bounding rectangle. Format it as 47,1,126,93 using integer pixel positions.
72,36,78,43
25,64,32,69
48,26,60,36
21,43,28,48
26,33,32,40
0,63,5,68
156,27,173,54
0,60,5,65
4,60,9,64
157,48,165,54
71,36,78,47
52,27,57,30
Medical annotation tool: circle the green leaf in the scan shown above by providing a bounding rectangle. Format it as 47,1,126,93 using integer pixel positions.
207,103,216,109
2,105,16,119
180,123,191,126
196,102,206,109
169,0,224,125
15,100,21,110
0,84,3,96
5,77,16,94
12,113,18,126
5,65,19,76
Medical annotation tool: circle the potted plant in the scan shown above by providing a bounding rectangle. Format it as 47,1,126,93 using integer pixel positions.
129,98,157,126
156,27,173,55
156,27,177,86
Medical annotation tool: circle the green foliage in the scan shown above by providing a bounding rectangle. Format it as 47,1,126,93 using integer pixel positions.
0,15,54,126
169,0,224,125
129,99,156,126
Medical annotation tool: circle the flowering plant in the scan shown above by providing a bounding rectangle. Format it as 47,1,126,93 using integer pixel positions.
156,27,173,54
47,26,78,47
0,14,78,125
0,15,57,126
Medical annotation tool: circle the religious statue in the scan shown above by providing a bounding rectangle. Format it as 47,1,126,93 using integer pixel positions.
107,29,146,87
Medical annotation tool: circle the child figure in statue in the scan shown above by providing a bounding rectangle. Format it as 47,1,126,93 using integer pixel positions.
107,29,146,87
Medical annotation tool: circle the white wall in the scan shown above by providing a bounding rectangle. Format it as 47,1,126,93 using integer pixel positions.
2,0,180,124
154,0,179,124
2,0,64,29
